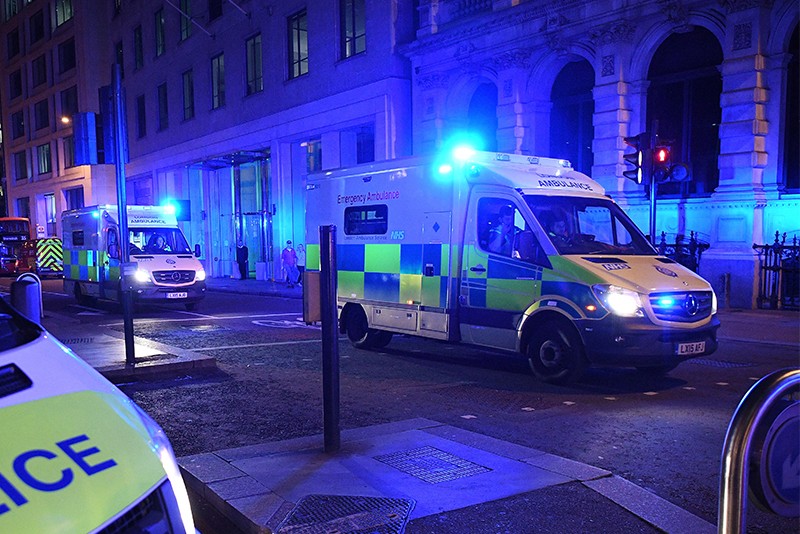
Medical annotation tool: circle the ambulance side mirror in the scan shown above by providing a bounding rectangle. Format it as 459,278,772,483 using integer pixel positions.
108,244,119,259
194,244,201,257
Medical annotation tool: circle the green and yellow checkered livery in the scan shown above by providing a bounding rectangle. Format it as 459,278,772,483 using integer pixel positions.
308,242,450,307
64,249,102,282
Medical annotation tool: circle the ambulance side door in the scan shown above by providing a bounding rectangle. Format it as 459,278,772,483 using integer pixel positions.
459,188,549,350
102,225,121,299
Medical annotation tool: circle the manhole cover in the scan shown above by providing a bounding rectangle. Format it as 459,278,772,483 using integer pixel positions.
374,446,491,484
275,494,414,534
686,358,756,368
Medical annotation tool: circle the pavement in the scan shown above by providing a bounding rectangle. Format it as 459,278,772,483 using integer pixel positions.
32,277,800,533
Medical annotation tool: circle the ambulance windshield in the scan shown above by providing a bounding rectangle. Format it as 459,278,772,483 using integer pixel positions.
526,196,656,255
128,228,192,255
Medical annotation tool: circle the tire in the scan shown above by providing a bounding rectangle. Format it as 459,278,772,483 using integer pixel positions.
73,283,94,306
345,307,393,349
527,320,587,385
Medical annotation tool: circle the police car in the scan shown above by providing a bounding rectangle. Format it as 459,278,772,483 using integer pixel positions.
0,297,196,532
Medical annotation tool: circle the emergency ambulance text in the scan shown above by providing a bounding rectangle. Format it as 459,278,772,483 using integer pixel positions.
537,179,593,191
0,434,117,516
338,190,400,205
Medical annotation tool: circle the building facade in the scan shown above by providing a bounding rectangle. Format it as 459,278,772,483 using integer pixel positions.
0,0,797,307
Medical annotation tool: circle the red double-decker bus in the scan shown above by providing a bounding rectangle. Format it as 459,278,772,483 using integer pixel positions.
0,217,32,274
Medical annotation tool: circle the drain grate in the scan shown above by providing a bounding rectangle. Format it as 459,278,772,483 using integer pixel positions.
374,446,491,484
686,358,756,368
275,494,415,534
61,338,94,345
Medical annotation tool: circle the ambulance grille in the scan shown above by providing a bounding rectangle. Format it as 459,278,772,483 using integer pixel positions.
0,364,32,398
152,270,195,284
649,291,714,322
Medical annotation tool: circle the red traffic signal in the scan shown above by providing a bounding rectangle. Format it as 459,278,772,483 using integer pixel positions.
654,146,670,164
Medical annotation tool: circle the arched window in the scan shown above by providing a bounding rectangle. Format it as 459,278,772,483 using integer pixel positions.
468,83,498,151
550,60,595,175
783,25,799,192
647,28,723,198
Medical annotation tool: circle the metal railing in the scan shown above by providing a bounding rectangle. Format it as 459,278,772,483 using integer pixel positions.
657,231,709,273
753,232,800,311
718,368,800,533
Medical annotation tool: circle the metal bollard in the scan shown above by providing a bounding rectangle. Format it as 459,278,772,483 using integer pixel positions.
10,277,42,324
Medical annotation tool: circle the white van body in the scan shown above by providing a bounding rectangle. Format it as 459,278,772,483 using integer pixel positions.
0,299,195,532
305,150,720,383
62,205,206,310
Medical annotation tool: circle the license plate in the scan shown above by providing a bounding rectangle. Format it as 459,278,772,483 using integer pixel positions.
167,292,188,299
677,341,705,355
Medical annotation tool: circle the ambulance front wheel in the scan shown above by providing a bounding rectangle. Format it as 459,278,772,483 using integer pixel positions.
345,306,393,349
527,320,587,385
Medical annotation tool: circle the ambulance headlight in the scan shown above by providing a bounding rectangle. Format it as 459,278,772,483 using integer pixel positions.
134,269,151,283
593,284,644,318
711,290,718,315
195,269,206,281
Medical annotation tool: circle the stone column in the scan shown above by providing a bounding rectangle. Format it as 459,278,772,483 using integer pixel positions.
414,72,450,154
491,49,532,153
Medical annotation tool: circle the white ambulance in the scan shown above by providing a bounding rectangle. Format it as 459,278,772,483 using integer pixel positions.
305,148,720,384
62,205,206,311
0,297,196,532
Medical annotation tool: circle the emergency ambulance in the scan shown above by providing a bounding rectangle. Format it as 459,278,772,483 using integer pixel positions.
0,297,196,532
62,205,206,311
16,237,64,277
305,149,720,384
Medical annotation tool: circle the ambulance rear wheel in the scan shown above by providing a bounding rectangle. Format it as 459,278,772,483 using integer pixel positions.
73,283,94,306
345,307,392,349
527,320,586,385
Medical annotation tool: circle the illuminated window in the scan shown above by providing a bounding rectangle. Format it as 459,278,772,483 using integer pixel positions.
45,193,57,236
55,0,73,26
246,33,263,95
288,9,308,79
340,0,366,58
37,143,51,174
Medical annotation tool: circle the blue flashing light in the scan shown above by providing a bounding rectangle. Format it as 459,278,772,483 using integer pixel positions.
452,145,476,162
657,296,676,307
438,163,453,175
92,210,100,219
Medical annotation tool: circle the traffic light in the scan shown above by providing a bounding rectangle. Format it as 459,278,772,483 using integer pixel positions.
653,145,671,182
623,134,650,185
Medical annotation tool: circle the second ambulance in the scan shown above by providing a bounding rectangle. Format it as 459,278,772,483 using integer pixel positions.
305,149,720,384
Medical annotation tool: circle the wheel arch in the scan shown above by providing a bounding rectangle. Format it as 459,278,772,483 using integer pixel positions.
519,308,584,355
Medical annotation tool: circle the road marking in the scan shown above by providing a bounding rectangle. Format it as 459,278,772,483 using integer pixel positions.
682,386,696,390
460,415,477,419
192,338,336,351
563,401,576,406
604,397,617,401
521,407,536,411
716,382,729,386
99,312,302,327
644,391,658,396
252,319,320,330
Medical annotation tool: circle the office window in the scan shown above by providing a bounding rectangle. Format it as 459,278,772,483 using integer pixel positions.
61,85,77,121
115,41,124,78
7,27,19,59
13,151,28,181
211,53,224,109
180,0,191,41
37,143,51,174
45,193,57,236
4,1,19,22
357,125,375,163
11,110,24,139
157,83,168,130
288,10,308,79
136,94,146,137
246,33,263,95
341,0,366,58
16,198,30,219
55,0,73,26
34,99,49,130
63,136,75,168
32,55,46,87
182,69,194,120
29,9,44,44
155,8,165,56
64,186,84,210
209,0,222,21
9,69,22,99
58,38,76,73
133,25,143,69
305,138,321,172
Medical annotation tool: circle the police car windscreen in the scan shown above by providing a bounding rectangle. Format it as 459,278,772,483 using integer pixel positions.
527,196,655,255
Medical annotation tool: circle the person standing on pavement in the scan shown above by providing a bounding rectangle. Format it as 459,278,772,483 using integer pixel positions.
281,240,299,288
296,244,306,286
236,240,249,280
